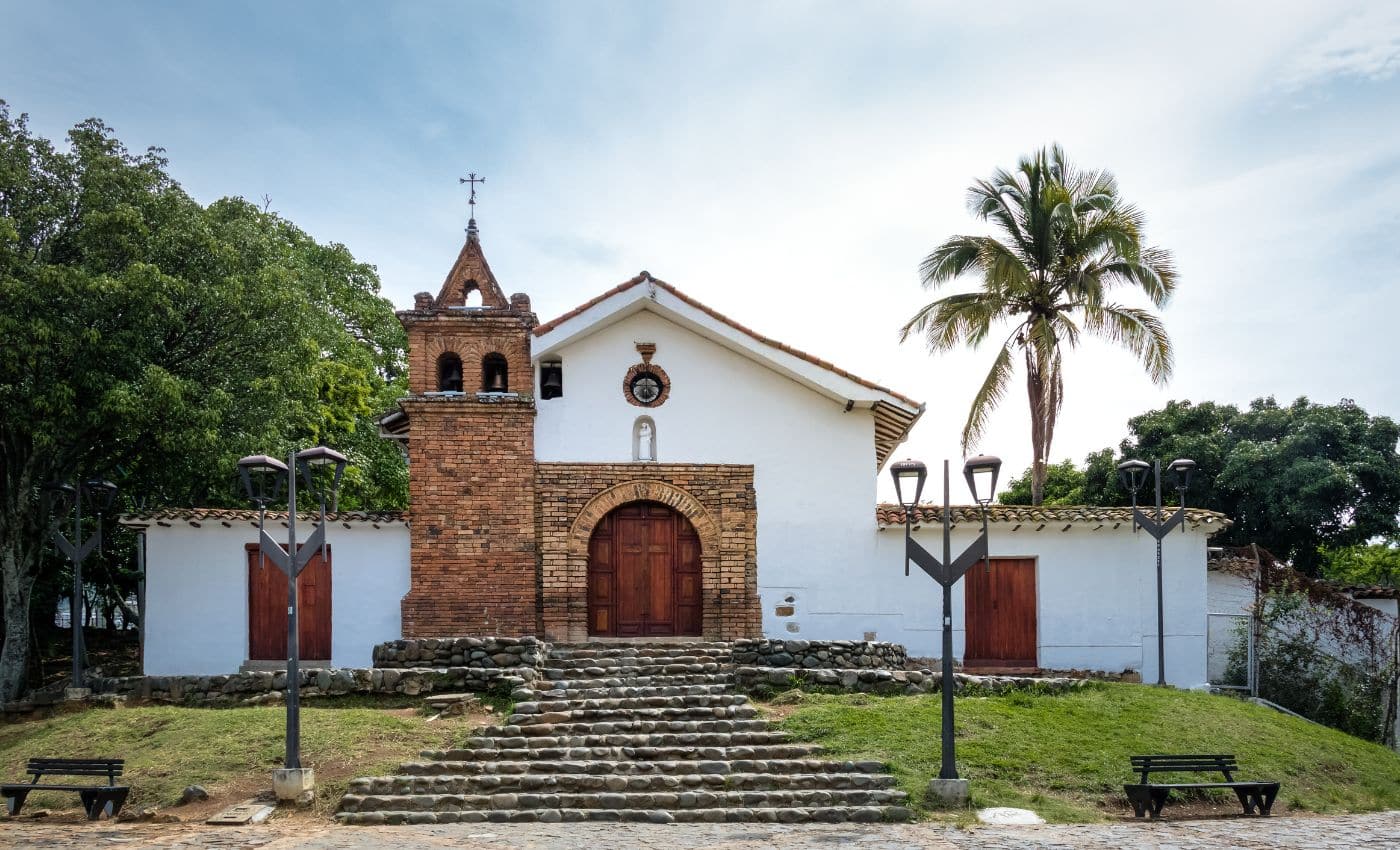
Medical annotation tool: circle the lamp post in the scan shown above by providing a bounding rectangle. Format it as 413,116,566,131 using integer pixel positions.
1117,457,1196,687
891,454,1001,801
237,445,346,799
45,478,118,694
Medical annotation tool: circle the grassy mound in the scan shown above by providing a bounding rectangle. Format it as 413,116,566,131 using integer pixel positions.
773,682,1400,822
0,699,479,817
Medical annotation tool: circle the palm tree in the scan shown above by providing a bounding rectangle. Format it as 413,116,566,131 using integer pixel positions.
901,145,1177,505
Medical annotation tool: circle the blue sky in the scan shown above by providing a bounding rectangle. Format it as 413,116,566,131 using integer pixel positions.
3,1,1398,496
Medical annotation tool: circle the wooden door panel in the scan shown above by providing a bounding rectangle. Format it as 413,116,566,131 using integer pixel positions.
587,501,701,637
964,557,1036,667
246,544,333,661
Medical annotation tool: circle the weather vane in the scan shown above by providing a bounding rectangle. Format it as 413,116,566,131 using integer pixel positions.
459,172,486,221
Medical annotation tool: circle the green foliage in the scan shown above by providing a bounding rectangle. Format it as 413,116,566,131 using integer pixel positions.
0,102,406,700
1321,541,1400,587
999,458,1086,505
901,144,1176,504
778,684,1400,821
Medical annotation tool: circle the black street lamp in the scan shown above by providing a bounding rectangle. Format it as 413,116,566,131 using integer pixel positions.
891,454,1001,794
1118,457,1196,687
238,445,346,795
45,478,118,692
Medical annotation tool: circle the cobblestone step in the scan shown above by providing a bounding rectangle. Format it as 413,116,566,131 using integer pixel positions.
507,705,758,726
514,683,733,701
336,805,912,825
339,787,908,813
486,718,772,737
447,730,798,752
550,645,732,660
540,673,734,689
512,694,749,714
416,742,825,764
542,662,730,679
353,772,898,795
394,758,886,778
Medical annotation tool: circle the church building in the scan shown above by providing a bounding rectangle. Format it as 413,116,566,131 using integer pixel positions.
126,220,1230,686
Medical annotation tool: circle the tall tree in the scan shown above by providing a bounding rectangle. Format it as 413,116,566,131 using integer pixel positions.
901,145,1177,504
0,104,405,701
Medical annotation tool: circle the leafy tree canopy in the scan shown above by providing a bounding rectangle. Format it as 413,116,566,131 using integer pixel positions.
1319,540,1400,588
0,103,406,699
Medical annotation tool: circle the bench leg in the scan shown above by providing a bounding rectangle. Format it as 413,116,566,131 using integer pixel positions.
107,788,129,820
1259,783,1279,816
1233,786,1256,815
1123,784,1150,818
3,790,29,817
1148,787,1170,818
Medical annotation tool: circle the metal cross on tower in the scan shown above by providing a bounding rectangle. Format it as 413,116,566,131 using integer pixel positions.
459,172,486,221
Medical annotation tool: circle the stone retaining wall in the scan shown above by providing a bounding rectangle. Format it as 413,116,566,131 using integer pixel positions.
371,636,549,669
734,665,1090,696
89,665,538,705
731,639,908,670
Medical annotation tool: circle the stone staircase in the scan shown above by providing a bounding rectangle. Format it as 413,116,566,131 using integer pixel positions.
337,641,911,824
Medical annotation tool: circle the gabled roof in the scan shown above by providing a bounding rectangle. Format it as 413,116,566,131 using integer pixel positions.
534,272,925,469
435,223,508,309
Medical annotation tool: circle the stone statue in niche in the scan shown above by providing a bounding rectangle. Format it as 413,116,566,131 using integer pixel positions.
634,418,656,462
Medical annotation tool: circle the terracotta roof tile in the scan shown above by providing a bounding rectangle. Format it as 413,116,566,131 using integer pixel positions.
877,503,1232,533
120,508,407,526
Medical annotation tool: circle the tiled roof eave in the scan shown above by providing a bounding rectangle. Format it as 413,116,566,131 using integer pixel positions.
120,509,407,527
876,503,1233,535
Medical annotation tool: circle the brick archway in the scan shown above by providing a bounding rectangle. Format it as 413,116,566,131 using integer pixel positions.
538,469,758,643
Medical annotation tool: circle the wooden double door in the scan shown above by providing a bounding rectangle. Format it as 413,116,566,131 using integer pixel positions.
963,557,1037,668
588,501,702,637
246,543,332,661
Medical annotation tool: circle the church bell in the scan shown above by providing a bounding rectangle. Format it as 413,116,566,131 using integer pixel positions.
487,370,507,392
541,370,563,395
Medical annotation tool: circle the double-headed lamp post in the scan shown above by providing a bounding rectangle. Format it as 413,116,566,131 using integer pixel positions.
890,454,1001,793
44,478,118,693
237,446,346,794
1117,457,1196,687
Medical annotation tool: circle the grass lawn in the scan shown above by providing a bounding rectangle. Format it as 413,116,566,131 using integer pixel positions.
0,699,482,819
771,682,1400,823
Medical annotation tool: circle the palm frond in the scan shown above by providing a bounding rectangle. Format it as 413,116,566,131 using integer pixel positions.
1081,302,1174,383
961,331,1019,452
899,291,1007,350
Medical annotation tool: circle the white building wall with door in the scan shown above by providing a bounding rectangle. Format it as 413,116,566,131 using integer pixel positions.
135,516,409,676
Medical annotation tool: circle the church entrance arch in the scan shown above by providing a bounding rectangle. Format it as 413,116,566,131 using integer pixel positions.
587,501,702,637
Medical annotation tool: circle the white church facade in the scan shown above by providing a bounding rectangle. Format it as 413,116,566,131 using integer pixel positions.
125,224,1231,686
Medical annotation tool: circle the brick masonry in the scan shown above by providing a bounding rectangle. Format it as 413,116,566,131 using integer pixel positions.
536,464,762,642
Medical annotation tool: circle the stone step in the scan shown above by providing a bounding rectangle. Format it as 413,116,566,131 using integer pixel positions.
353,772,898,796
339,787,908,814
337,805,912,825
486,718,772,737
511,694,749,715
393,758,890,778
543,659,730,675
416,741,825,764
514,683,733,702
507,705,759,726
541,673,735,689
550,645,732,660
451,729,798,750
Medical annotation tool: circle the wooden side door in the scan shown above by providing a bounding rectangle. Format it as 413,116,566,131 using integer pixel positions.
246,544,333,661
588,514,616,635
963,556,1037,668
676,522,703,636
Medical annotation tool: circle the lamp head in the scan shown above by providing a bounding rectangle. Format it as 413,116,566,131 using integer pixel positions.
296,445,348,509
1167,458,1196,492
889,458,927,513
44,481,78,516
1117,459,1150,495
82,479,119,511
237,454,289,508
963,454,1002,506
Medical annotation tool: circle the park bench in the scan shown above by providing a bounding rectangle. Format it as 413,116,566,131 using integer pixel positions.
1,758,129,820
1124,754,1279,819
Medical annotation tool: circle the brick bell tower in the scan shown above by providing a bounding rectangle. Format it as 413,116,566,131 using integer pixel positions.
394,218,539,637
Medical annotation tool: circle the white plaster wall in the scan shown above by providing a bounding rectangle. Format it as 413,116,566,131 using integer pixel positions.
859,523,1213,687
534,310,878,638
1206,570,1255,685
141,521,409,675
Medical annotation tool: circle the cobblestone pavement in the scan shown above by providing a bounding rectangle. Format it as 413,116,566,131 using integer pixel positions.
2,811,1397,850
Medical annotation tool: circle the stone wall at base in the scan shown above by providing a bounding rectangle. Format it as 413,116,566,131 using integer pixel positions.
733,665,1090,696
89,665,538,705
732,639,908,670
372,636,548,669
